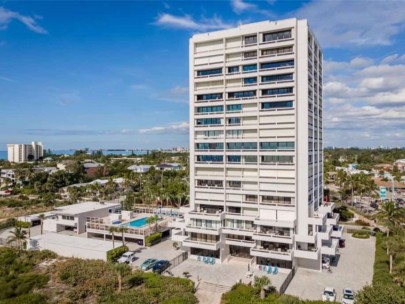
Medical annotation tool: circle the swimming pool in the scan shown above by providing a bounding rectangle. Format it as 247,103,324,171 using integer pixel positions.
126,217,148,228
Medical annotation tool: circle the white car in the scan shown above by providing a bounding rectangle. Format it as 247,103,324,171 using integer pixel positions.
322,287,337,302
342,288,355,304
117,251,136,264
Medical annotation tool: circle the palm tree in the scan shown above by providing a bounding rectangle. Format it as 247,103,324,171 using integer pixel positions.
109,226,118,248
146,216,156,234
113,263,131,293
376,201,404,237
7,227,27,250
118,226,128,246
253,275,271,299
38,214,45,235
387,232,405,274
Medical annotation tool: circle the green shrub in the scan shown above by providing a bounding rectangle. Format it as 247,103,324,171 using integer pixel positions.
107,245,129,263
355,219,370,226
335,206,354,221
352,231,370,239
0,218,16,230
145,232,162,247
15,221,31,229
0,293,47,304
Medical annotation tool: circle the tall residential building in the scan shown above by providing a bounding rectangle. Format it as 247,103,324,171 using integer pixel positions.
7,141,44,163
179,18,342,271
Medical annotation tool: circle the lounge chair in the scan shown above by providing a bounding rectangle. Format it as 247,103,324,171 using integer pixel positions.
203,257,207,263
273,266,278,275
210,258,215,265
267,266,272,274
197,256,201,262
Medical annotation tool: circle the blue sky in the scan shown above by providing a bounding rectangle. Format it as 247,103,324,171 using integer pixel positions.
1,0,405,149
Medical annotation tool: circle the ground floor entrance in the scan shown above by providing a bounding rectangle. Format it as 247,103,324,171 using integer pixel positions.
229,245,251,258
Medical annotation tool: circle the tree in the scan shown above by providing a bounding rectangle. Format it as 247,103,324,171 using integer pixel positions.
38,214,45,235
113,263,131,293
109,226,118,248
376,201,404,237
7,227,28,250
118,226,128,246
253,275,271,299
146,216,156,233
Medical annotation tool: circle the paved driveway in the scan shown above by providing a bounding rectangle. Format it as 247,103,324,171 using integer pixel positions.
285,233,375,301
130,239,184,268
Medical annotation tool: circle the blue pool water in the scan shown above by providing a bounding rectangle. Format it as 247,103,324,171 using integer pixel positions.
127,217,148,228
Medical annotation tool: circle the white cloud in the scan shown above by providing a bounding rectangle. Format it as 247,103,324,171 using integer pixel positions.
0,7,47,34
292,0,405,47
157,86,189,103
139,122,189,134
0,75,15,82
155,13,234,31
323,56,405,147
231,0,257,14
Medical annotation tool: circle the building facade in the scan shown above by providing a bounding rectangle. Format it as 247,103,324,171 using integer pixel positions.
7,141,44,163
181,19,341,271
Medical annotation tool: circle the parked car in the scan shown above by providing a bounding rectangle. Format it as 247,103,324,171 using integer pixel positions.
339,239,346,248
342,288,355,304
117,251,136,264
322,257,330,269
152,260,170,274
322,287,337,302
140,258,158,271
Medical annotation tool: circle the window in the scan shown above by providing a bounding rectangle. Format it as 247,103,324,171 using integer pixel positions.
227,155,241,163
228,181,241,188
196,106,224,113
244,35,257,45
228,66,239,74
227,130,242,138
242,64,257,72
61,215,74,221
260,60,294,70
196,118,221,125
197,68,222,77
202,130,222,138
197,180,223,187
227,117,241,125
196,93,223,101
245,195,257,202
260,142,295,150
227,142,257,150
244,77,257,85
261,73,293,83
228,90,256,99
261,155,294,163
227,104,242,112
195,143,224,150
263,30,291,42
196,155,223,162
244,51,257,59
245,155,257,163
261,101,293,109
261,46,293,56
262,196,292,205
262,87,293,96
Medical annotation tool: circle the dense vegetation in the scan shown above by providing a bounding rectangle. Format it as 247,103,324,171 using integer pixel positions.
0,247,197,304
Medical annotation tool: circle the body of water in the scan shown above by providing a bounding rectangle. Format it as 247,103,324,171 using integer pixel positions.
0,149,148,160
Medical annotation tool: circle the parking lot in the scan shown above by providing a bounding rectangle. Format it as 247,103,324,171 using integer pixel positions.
130,239,185,268
285,233,375,302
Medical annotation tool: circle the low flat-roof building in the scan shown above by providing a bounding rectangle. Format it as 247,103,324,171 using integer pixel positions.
128,165,151,173
42,201,121,234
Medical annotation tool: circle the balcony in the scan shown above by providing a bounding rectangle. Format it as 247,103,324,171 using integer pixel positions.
189,210,225,221
183,238,220,250
254,217,296,228
225,237,255,248
326,213,340,226
294,247,320,260
185,225,221,235
318,202,335,214
321,239,339,256
222,226,255,236
331,225,344,238
318,225,332,241
250,246,293,261
308,212,327,225
252,231,294,244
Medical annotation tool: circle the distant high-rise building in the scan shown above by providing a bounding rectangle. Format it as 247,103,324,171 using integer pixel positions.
7,141,44,163
179,18,341,271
